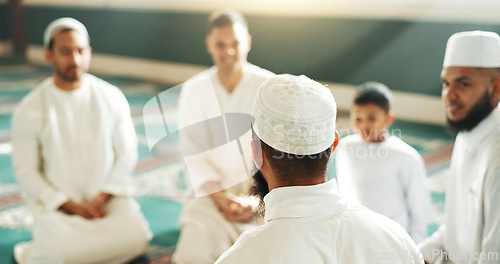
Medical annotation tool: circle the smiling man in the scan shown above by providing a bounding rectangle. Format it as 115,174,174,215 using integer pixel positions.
173,9,274,264
11,17,151,263
419,31,500,264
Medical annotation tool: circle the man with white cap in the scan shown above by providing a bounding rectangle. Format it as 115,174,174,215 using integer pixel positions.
11,17,151,263
173,9,274,264
215,74,423,264
418,31,500,264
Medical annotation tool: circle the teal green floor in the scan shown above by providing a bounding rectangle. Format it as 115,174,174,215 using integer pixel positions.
0,57,454,263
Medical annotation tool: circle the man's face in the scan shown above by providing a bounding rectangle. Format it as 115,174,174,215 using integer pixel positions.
441,67,495,131
47,30,91,83
206,24,251,74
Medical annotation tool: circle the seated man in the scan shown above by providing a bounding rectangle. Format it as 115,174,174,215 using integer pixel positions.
173,9,273,264
216,74,424,263
12,17,151,264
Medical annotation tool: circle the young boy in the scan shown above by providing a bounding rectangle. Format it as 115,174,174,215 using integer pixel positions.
335,82,429,243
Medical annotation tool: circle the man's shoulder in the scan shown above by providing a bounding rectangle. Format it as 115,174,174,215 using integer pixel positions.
481,126,500,175
340,205,421,256
338,205,422,262
486,120,500,150
177,68,216,97
14,77,54,118
246,63,275,79
85,74,129,107
85,74,122,94
216,221,306,263
345,204,415,240
217,206,421,263
236,220,300,244
183,68,215,86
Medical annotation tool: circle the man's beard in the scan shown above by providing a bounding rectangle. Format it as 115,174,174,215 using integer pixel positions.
447,90,493,133
56,65,81,82
249,166,269,216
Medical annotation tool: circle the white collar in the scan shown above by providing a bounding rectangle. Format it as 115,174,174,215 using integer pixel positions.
50,73,90,98
459,105,500,145
263,179,348,223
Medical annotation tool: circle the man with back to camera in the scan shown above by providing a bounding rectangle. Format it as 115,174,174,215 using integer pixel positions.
173,9,274,264
11,17,151,263
418,31,500,264
215,74,424,264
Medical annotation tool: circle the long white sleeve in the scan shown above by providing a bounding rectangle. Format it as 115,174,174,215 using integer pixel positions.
478,162,500,264
12,96,69,212
101,91,137,197
402,153,430,244
177,75,224,194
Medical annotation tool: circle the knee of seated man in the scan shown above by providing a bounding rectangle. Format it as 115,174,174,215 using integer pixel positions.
174,225,226,264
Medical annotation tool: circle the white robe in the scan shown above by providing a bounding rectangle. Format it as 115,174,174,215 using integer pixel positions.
335,134,429,243
173,64,274,264
12,74,151,264
419,106,500,264
215,180,424,264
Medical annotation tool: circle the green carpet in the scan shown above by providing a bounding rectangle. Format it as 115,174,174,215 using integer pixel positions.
0,57,454,263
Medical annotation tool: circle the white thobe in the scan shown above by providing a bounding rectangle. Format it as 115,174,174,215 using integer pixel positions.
215,180,424,264
12,74,151,264
173,64,274,264
419,106,500,264
335,134,429,243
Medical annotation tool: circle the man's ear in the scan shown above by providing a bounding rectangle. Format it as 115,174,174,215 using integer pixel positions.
45,49,53,64
205,36,211,54
247,34,252,52
331,130,340,156
490,77,500,106
251,139,264,169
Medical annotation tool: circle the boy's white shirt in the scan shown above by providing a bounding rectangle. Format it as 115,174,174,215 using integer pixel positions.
335,134,429,243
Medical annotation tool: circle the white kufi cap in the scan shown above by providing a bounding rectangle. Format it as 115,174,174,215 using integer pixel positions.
443,30,500,68
44,17,89,48
252,74,337,155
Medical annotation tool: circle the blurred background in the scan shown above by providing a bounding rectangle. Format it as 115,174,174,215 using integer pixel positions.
1,0,500,122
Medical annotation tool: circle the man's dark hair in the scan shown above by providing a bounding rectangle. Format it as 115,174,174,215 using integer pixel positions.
259,139,333,182
354,82,394,113
207,9,248,34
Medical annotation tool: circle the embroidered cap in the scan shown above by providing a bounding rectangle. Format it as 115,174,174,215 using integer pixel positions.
252,74,337,155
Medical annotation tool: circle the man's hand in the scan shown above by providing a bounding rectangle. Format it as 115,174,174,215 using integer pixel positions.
90,192,113,218
211,191,255,222
59,193,113,219
59,200,100,219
